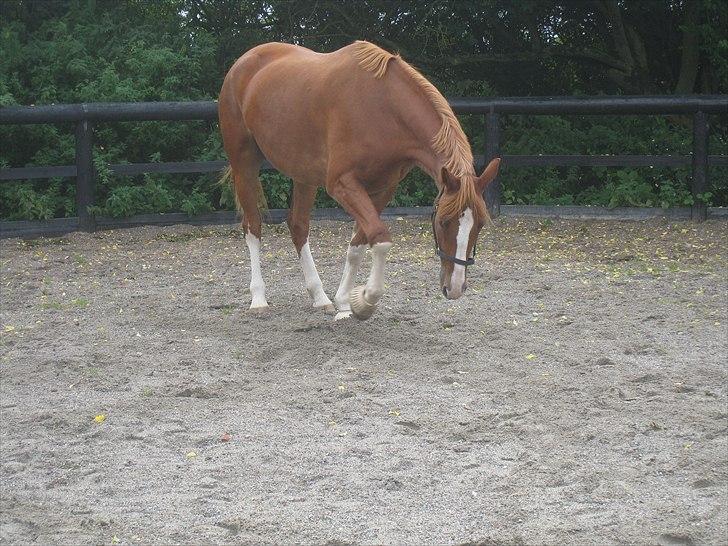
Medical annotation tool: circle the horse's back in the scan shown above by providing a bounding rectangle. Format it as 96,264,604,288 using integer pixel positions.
221,42,313,105
220,42,415,186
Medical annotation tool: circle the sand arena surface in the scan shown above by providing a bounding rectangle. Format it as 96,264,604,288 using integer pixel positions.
1,216,726,545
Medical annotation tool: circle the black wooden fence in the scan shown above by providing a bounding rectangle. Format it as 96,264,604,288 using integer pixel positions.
1,95,726,236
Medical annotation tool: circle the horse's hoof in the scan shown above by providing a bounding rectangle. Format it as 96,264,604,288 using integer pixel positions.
349,285,376,321
249,304,270,315
334,311,353,321
315,303,337,315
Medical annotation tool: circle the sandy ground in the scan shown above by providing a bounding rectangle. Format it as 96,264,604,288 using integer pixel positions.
0,216,726,546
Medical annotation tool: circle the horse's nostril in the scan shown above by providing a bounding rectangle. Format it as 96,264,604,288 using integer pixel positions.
442,286,448,297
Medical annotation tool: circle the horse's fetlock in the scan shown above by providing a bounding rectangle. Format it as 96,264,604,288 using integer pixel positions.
365,286,384,303
250,281,266,293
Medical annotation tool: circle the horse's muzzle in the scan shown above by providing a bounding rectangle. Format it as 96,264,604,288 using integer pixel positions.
442,282,467,300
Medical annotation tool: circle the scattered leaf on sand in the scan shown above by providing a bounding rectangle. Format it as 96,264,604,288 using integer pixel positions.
186,451,197,458
525,353,536,360
220,433,231,442
94,414,106,423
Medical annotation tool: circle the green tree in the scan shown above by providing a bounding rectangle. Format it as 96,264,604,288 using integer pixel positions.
0,0,726,220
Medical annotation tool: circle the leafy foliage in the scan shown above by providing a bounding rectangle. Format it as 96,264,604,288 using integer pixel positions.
0,0,726,221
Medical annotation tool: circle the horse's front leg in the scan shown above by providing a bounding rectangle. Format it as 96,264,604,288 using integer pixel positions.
329,176,393,321
349,239,393,320
333,236,367,320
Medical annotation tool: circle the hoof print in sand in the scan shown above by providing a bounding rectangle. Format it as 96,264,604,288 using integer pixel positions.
175,386,217,399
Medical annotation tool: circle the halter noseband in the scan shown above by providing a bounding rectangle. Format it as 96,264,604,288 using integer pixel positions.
431,194,476,267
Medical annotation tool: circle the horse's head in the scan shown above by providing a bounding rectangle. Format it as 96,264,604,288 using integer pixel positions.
432,158,500,300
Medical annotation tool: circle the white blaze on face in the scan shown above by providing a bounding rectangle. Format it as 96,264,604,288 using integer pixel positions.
449,207,473,297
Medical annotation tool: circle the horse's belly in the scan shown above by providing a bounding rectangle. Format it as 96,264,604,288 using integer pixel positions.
254,129,327,186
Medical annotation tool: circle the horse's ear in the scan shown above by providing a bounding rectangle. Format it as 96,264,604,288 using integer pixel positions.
440,167,460,193
476,158,501,193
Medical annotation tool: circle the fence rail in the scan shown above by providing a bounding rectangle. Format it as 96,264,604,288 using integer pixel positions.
1,95,726,235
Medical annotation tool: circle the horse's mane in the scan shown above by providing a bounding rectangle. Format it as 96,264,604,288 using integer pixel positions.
352,41,486,222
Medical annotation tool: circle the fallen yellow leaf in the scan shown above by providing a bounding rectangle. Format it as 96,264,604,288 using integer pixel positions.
525,354,536,360
94,414,106,423
186,451,197,458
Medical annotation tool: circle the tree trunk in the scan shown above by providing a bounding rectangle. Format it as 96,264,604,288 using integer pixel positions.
675,2,700,94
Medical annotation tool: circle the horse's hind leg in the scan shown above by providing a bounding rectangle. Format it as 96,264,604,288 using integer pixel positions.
228,143,268,311
219,77,271,311
287,183,335,314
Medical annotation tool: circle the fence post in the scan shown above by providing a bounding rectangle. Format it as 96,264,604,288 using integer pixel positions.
75,120,96,231
484,112,501,217
691,111,709,222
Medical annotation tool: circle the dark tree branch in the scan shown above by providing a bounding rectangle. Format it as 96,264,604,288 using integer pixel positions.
674,1,700,94
424,46,630,72
597,0,635,74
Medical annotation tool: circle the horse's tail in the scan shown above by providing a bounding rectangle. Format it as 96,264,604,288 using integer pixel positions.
218,164,268,217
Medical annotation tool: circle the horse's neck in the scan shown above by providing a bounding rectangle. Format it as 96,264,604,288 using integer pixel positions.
374,60,453,187
396,100,448,186
413,154,446,189
410,140,449,190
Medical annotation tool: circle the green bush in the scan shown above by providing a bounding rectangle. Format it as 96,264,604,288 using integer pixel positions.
498,114,726,208
1,1,726,221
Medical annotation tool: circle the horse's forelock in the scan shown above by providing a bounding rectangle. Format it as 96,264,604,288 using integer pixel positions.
437,175,488,224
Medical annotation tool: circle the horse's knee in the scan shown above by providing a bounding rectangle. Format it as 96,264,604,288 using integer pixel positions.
367,224,391,245
351,229,367,246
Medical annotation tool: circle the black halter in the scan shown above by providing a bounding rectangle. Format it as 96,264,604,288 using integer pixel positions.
431,194,476,267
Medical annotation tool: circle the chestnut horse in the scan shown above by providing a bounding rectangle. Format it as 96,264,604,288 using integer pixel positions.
219,41,500,320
